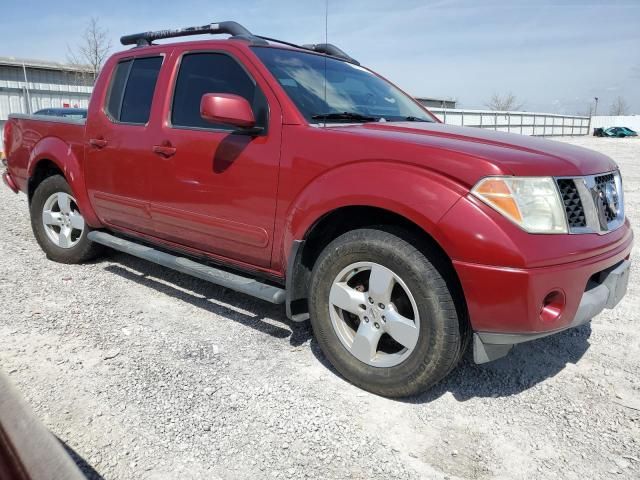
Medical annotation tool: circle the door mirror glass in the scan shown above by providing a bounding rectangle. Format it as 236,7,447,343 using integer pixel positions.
200,93,255,129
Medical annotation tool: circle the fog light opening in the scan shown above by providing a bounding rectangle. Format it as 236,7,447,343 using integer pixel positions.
540,290,565,323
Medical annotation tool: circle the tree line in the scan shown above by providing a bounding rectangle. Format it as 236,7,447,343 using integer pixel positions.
484,93,631,116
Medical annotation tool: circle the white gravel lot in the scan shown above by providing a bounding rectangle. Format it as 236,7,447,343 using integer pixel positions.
1,136,639,480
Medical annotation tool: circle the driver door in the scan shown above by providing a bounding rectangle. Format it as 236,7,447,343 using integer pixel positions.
146,48,282,269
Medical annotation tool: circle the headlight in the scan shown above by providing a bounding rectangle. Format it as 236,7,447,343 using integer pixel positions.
471,176,567,234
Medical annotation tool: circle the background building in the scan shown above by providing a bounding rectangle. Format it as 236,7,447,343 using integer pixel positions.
0,57,93,132
415,97,457,109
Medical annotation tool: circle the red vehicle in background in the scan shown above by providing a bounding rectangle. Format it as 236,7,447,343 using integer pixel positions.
2,22,632,397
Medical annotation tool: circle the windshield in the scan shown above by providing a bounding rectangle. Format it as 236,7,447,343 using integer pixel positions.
252,46,435,124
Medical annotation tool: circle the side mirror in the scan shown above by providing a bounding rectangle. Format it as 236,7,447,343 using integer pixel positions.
200,93,256,129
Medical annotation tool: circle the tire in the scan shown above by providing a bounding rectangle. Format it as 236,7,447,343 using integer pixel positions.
30,175,103,264
309,228,465,397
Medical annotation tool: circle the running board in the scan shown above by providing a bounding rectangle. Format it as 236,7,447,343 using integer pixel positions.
88,231,286,305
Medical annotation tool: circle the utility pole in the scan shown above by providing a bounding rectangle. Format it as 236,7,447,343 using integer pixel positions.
588,97,599,137
22,63,31,114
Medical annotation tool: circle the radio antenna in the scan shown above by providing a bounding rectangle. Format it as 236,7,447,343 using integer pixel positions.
323,0,328,126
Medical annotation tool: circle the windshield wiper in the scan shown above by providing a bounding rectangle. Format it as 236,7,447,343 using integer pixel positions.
399,116,431,122
311,112,380,122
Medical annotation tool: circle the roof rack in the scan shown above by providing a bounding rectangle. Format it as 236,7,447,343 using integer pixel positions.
256,36,359,64
301,43,360,65
120,21,268,47
120,21,359,64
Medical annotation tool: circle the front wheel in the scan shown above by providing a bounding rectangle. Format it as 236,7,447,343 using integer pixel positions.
30,175,103,264
309,228,465,397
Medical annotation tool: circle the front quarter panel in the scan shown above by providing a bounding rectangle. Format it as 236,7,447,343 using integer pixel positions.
274,131,469,271
288,161,463,235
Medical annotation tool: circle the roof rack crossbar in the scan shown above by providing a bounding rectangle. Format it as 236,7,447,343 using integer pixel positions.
256,36,358,64
256,36,305,51
120,21,266,47
256,36,359,65
301,43,360,65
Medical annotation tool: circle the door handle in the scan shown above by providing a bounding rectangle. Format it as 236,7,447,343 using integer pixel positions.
152,144,177,158
89,138,108,149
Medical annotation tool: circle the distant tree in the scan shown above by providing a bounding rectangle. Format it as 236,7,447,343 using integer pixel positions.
67,17,112,83
485,92,524,111
609,96,629,116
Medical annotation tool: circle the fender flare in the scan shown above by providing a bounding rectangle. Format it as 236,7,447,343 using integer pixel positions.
27,137,101,227
281,160,466,263
281,161,467,319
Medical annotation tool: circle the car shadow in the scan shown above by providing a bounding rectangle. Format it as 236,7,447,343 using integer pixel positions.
407,324,592,403
101,252,312,347
57,437,105,480
99,251,591,402
308,323,593,403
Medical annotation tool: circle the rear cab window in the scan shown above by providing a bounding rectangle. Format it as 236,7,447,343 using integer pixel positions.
105,56,163,125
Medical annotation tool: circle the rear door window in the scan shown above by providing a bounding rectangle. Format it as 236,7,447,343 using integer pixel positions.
105,56,163,124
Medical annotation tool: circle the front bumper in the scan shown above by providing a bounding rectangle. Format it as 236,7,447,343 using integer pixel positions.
473,259,631,363
450,221,633,364
438,190,633,364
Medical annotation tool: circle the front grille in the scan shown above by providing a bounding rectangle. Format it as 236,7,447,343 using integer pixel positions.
555,171,624,234
557,179,586,228
594,173,619,223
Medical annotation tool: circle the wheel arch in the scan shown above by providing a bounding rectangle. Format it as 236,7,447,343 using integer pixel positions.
281,160,468,321
285,204,470,341
28,159,64,202
27,137,101,227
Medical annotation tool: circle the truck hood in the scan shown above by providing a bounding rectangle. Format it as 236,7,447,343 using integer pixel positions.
332,121,617,183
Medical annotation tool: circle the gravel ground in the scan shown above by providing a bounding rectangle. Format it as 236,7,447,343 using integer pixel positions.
1,136,639,480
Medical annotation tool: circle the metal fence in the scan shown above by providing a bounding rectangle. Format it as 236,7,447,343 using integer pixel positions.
428,108,590,136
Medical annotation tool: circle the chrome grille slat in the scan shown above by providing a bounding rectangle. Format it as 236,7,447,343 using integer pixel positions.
555,171,624,235
594,173,618,223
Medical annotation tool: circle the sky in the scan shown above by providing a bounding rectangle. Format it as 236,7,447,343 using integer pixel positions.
2,0,639,114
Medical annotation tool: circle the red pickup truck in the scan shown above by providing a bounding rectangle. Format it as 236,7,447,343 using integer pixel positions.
2,22,632,397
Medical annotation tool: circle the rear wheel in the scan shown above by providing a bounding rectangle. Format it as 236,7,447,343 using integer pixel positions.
309,228,465,397
30,175,103,264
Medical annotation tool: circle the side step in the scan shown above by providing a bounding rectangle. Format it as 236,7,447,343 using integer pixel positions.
88,231,286,305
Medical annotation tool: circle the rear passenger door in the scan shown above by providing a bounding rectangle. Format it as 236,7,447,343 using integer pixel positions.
146,48,283,269
85,54,164,234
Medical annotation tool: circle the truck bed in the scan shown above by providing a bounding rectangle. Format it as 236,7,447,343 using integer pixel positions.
4,114,87,193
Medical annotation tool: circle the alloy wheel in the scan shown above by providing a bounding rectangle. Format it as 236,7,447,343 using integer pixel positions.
42,192,85,249
328,262,420,368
